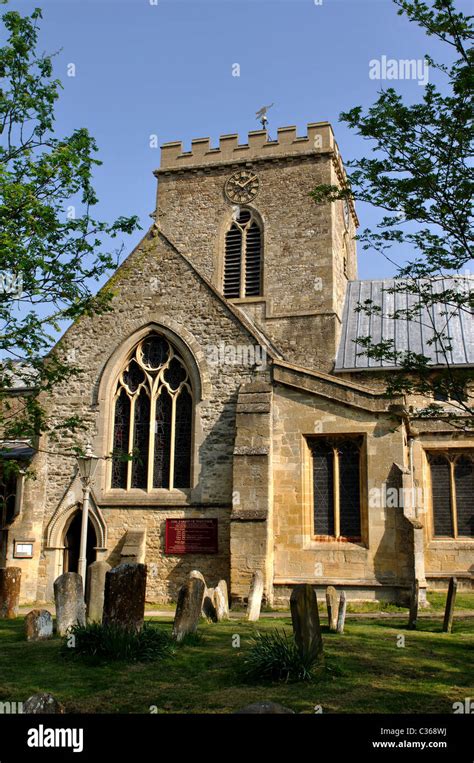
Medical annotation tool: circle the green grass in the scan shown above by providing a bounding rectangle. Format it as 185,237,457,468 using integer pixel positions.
426,591,474,611
0,614,472,714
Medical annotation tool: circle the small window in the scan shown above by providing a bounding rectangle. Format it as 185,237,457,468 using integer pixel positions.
428,451,474,538
309,437,362,540
223,209,262,298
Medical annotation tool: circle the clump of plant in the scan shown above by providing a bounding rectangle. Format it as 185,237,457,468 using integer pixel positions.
61,622,175,663
243,629,321,682
176,631,205,647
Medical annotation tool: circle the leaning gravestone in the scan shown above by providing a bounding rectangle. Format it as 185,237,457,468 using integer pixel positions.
213,584,228,621
336,591,347,634
53,572,86,636
23,693,65,714
0,567,21,619
189,570,206,586
442,576,457,634
214,580,229,621
172,577,205,642
189,571,217,621
247,571,264,622
326,585,338,632
202,587,218,622
102,563,147,632
86,560,111,624
290,584,323,662
407,579,419,630
25,610,53,641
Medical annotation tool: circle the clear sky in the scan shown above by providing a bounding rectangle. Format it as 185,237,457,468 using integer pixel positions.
5,0,472,287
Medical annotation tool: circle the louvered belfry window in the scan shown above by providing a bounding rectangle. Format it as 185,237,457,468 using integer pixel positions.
223,209,262,298
428,451,474,538
111,333,193,491
310,437,362,540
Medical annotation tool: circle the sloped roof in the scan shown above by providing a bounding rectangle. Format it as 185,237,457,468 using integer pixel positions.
2,361,38,390
0,441,35,459
335,277,474,372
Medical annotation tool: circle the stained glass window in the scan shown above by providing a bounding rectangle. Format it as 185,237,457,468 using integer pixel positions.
174,387,192,489
310,437,362,540
111,333,193,490
154,389,172,489
111,389,130,489
428,451,474,538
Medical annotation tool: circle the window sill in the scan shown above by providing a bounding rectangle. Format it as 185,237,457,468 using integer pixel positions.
96,488,192,508
228,296,265,304
307,537,368,552
313,535,362,543
428,538,474,548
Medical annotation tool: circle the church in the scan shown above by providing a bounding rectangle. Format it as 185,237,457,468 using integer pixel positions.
2,121,473,606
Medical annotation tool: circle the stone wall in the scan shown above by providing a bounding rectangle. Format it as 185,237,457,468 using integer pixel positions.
156,123,357,373
12,230,270,603
271,383,416,603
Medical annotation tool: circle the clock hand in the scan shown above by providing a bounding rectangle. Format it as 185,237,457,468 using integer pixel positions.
240,175,257,188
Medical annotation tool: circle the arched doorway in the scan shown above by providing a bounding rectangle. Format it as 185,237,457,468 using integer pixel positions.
63,510,97,574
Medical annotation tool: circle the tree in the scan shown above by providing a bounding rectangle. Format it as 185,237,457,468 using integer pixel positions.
312,0,473,429
0,6,140,468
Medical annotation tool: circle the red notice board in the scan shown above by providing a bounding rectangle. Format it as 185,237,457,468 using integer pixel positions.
165,518,218,555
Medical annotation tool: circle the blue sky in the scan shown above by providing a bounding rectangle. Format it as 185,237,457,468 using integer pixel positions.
5,0,472,288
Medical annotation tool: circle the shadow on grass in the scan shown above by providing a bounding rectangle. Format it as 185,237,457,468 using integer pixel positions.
0,615,472,714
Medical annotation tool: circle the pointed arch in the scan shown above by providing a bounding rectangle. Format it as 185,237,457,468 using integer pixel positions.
109,331,194,491
46,500,107,551
222,207,263,299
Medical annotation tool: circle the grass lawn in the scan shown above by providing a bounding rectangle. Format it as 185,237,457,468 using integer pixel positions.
0,614,472,714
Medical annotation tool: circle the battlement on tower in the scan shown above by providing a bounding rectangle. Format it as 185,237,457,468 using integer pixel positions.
156,121,344,174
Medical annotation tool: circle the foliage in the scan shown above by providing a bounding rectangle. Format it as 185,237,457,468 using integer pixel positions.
312,0,473,428
61,622,175,663
0,7,140,465
243,629,321,682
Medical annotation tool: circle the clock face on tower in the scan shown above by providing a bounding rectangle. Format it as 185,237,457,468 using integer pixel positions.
224,170,260,204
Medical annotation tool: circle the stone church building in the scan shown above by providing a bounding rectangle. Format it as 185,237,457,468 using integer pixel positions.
2,122,473,606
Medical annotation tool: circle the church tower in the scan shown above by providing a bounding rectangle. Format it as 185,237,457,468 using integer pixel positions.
155,122,358,373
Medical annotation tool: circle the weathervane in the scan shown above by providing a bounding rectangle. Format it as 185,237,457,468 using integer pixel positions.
256,103,274,133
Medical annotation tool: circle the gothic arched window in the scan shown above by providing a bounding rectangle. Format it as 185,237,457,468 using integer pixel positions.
223,209,262,299
111,333,193,490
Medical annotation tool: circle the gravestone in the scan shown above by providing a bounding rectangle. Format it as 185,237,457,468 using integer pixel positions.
326,585,338,632
189,570,217,620
53,572,86,636
86,560,111,624
172,577,205,642
247,571,264,622
189,570,206,586
407,579,419,630
23,693,65,714
290,583,323,662
0,567,21,619
102,563,147,632
336,591,347,634
25,610,53,641
120,529,146,564
213,584,228,621
202,587,218,622
214,580,229,621
442,576,457,634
